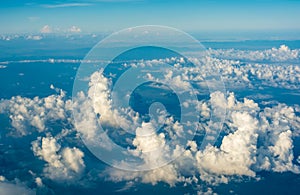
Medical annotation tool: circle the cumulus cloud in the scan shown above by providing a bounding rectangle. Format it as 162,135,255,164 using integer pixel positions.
62,57,294,189
40,25,52,33
196,111,258,177
196,92,300,182
0,52,300,193
105,91,300,186
1,51,299,90
31,136,85,181
255,104,300,172
68,26,81,33
197,57,300,90
72,70,139,150
72,66,202,183
208,45,300,62
40,25,82,33
124,55,300,91
26,35,43,40
2,56,299,187
0,88,72,136
35,177,43,187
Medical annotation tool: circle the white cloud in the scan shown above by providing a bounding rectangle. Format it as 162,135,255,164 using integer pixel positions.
68,26,81,33
77,69,196,185
40,25,52,33
0,176,5,182
197,187,217,195
26,35,43,40
105,91,300,186
106,163,179,186
31,136,85,181
255,104,300,173
35,177,43,187
1,57,295,187
1,53,300,191
0,89,72,136
1,54,298,90
0,70,297,187
196,111,258,177
208,45,299,62
203,57,300,90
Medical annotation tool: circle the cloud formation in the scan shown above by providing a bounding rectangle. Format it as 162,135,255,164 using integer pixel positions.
69,58,300,187
31,136,85,181
40,25,52,33
0,88,72,136
209,45,300,62
1,45,299,90
0,46,299,193
68,26,81,33
26,35,43,40
105,91,300,186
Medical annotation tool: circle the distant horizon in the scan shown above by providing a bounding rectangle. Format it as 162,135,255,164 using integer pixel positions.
1,29,300,41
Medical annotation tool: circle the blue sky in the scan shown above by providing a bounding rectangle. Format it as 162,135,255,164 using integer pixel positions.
1,0,300,34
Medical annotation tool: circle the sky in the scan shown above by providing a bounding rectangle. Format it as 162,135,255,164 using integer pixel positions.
0,0,300,34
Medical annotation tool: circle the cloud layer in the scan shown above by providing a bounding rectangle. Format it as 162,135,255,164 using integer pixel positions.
0,45,300,193
106,91,300,186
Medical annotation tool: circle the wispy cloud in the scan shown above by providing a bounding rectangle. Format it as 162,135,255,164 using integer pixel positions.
41,0,143,8
42,3,92,8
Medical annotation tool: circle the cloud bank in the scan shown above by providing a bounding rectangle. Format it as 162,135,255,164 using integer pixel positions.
106,91,300,186
209,45,300,62
0,46,299,193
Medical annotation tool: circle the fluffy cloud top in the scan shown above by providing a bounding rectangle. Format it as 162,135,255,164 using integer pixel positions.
0,88,72,136
40,25,82,34
31,136,85,181
105,91,300,186
71,57,300,187
68,26,81,33
40,25,52,33
196,111,258,177
209,45,299,62
0,49,300,193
